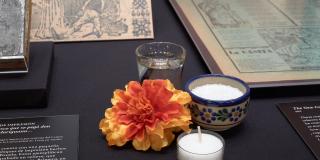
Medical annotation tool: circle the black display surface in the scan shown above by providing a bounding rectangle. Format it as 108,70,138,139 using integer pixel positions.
0,115,79,160
0,42,54,108
0,1,318,160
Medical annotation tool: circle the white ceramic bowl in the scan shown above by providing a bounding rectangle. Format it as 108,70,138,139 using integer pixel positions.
185,74,250,131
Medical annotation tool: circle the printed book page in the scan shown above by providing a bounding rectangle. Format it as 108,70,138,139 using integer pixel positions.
30,0,154,42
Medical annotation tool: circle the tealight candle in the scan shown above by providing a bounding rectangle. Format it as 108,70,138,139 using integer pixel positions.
177,128,225,160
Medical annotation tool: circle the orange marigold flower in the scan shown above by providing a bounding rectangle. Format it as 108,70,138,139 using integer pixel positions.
99,79,192,151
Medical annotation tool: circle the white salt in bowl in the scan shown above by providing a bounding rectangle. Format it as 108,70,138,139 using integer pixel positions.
185,74,250,131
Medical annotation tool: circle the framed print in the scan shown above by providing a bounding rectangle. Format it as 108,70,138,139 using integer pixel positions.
30,0,154,42
0,0,31,74
170,0,320,88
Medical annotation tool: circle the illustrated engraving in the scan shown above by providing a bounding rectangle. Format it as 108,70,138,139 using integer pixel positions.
31,0,153,42
270,0,320,26
259,28,320,70
193,0,320,73
0,0,25,57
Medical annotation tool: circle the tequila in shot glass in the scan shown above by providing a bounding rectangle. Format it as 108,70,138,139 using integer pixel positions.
136,42,186,88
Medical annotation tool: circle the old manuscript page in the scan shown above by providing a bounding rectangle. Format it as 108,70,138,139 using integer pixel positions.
175,0,320,86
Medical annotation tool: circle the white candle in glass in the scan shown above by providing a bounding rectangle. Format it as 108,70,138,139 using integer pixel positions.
177,128,225,160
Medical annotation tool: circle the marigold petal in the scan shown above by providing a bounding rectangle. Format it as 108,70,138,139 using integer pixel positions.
162,106,191,132
143,80,173,108
111,90,124,105
146,121,164,138
105,108,114,119
156,87,173,106
125,124,141,140
179,125,191,132
149,128,176,151
155,112,169,122
163,129,175,146
135,129,145,142
163,118,191,132
99,115,129,147
132,135,151,151
162,79,191,105
149,134,165,151
145,116,156,128
126,81,144,97
116,102,129,111
162,103,181,116
170,90,192,105
106,124,128,146
112,89,137,106
118,115,133,125
99,118,110,135
146,87,173,107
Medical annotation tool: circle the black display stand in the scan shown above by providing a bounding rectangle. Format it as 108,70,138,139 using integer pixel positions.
0,42,54,108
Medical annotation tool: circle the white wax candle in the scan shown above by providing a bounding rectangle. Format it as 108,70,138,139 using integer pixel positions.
177,132,224,160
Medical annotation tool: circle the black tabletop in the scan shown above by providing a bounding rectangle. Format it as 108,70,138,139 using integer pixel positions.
0,0,319,160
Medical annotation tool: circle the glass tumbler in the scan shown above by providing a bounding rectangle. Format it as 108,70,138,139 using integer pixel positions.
135,42,186,88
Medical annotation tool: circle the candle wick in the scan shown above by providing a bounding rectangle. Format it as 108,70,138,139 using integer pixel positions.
197,126,202,143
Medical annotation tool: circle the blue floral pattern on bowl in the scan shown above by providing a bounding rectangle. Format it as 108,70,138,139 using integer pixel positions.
190,102,249,123
189,100,250,131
